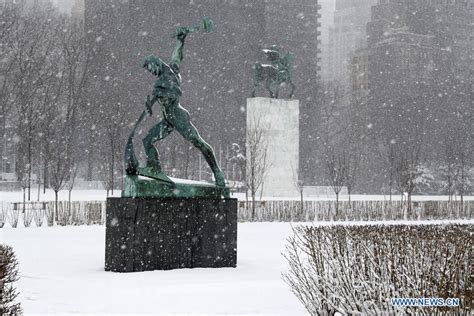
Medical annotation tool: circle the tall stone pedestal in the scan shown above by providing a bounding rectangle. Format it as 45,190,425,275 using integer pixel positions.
247,97,300,197
105,197,237,272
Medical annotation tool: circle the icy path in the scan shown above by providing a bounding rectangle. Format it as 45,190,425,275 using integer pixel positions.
1,223,306,315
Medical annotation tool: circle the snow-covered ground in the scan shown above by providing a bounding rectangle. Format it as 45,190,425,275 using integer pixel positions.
2,223,304,315
1,220,472,315
0,189,121,203
1,188,473,203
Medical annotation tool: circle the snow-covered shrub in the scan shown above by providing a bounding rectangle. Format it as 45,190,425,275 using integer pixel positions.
33,209,45,227
70,202,86,226
283,224,472,315
238,200,472,222
0,205,5,228
57,202,69,226
7,209,19,228
0,245,22,315
23,209,34,228
46,202,55,226
85,203,103,225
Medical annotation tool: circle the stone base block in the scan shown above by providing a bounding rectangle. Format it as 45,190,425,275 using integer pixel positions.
105,197,237,272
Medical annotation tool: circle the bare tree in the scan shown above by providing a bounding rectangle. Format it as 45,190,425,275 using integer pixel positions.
0,5,21,178
48,122,73,220
318,83,348,214
229,143,246,194
394,146,423,214
53,16,90,197
66,163,79,211
324,148,347,214
10,5,57,200
345,153,360,204
246,113,270,218
97,103,127,196
441,133,459,202
292,164,304,213
449,116,473,208
342,108,364,203
99,104,127,196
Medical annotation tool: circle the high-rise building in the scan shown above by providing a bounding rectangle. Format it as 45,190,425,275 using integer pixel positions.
326,0,376,89
367,0,472,82
366,0,473,191
0,0,52,8
84,0,322,184
351,48,369,107
71,0,84,20
319,0,335,82
367,0,471,122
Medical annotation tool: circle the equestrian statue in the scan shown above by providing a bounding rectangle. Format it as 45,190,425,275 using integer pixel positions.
251,45,295,99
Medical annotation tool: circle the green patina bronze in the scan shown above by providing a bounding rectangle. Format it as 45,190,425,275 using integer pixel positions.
123,17,229,199
251,45,295,99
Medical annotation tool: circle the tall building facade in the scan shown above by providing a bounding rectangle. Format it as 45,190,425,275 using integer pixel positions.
84,0,321,184
366,0,473,191
70,0,84,20
0,0,52,8
367,0,472,130
326,0,376,89
319,0,335,82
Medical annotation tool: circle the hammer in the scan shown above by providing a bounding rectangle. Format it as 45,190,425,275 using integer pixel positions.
170,16,214,38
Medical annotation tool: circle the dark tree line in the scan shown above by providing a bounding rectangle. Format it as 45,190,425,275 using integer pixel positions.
0,3,90,210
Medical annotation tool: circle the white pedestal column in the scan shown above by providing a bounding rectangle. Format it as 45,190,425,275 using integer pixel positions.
246,97,299,198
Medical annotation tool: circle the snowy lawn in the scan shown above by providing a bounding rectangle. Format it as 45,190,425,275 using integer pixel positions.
2,220,472,315
1,223,306,315
0,189,121,203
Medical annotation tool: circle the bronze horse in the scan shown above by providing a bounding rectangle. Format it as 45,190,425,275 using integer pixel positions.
251,47,295,99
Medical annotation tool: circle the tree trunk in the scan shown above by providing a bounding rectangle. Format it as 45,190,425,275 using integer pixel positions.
407,192,412,214
87,146,93,181
300,189,303,214
22,188,25,214
245,187,248,205
27,135,32,201
110,138,115,195
183,147,190,179
37,174,41,201
120,165,124,191
54,190,59,226
1,115,6,177
68,189,72,212
251,191,256,220
459,165,464,211
389,172,393,202
43,151,48,194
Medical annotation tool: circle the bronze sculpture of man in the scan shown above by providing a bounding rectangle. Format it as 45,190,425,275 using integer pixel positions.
124,18,225,187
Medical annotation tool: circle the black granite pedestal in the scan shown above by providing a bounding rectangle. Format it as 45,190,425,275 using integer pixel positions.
105,197,237,272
